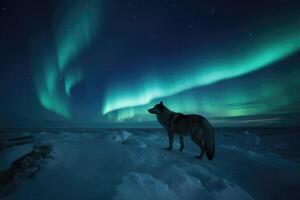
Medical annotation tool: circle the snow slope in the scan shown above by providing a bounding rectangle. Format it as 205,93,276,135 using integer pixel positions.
0,128,299,200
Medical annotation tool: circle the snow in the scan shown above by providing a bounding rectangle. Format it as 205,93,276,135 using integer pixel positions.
0,128,300,200
115,172,180,200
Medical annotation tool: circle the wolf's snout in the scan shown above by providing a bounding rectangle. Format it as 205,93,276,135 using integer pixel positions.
148,109,154,114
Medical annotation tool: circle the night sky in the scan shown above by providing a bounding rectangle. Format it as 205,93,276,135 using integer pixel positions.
1,0,300,127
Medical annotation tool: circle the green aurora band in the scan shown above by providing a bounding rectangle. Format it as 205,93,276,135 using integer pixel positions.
55,1,100,71
65,69,83,96
35,0,101,118
35,57,70,118
108,63,300,122
103,22,300,121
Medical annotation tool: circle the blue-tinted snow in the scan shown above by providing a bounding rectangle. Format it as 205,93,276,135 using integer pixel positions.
0,128,299,200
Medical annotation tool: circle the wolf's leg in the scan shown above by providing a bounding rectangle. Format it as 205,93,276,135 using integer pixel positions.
166,132,174,151
191,133,204,159
195,143,204,160
179,135,184,151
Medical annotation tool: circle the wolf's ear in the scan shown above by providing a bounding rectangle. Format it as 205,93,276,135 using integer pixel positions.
160,101,163,105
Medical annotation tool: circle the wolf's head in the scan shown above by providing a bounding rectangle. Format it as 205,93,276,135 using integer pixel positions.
148,101,166,115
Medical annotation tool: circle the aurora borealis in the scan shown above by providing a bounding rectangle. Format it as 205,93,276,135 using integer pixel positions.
103,22,300,116
1,0,300,127
34,0,101,119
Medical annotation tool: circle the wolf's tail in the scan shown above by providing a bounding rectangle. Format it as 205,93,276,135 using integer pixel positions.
202,118,215,160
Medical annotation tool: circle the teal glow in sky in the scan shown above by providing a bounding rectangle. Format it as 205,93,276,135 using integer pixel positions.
65,69,83,96
108,63,300,122
4,0,300,126
55,1,100,71
35,59,70,118
103,22,300,120
34,0,101,118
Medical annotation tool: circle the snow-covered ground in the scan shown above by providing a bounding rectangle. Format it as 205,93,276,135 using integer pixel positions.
0,128,299,200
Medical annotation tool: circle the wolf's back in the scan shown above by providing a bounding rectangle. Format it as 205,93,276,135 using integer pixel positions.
202,118,215,160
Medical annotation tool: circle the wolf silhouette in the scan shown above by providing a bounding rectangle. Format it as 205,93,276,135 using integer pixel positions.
148,101,215,160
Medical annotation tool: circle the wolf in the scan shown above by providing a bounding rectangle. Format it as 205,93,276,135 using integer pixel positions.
148,101,215,160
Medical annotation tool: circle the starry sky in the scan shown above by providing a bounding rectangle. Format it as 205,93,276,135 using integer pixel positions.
1,0,300,127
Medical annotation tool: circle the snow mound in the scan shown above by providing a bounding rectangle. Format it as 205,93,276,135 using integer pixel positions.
242,131,260,146
109,130,133,143
115,172,179,200
210,179,254,200
1,128,300,200
158,165,209,199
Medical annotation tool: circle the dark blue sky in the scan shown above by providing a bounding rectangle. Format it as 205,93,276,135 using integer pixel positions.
1,0,300,127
